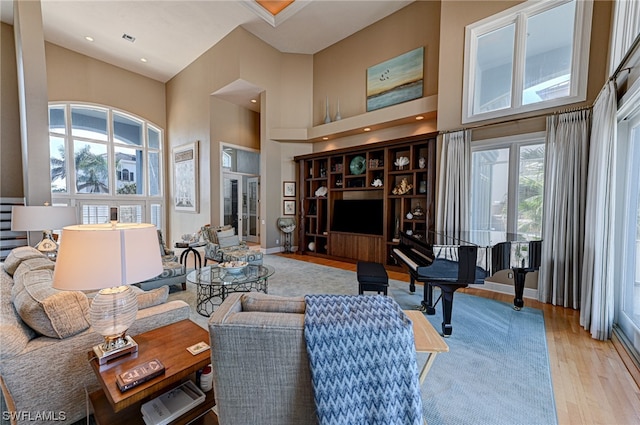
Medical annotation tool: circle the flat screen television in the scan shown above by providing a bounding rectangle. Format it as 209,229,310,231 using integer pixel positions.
331,199,383,235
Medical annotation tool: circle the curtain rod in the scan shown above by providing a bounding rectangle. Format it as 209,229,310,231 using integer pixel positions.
440,104,593,135
610,32,640,82
441,34,640,136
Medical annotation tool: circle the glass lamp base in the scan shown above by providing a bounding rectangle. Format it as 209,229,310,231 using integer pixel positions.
93,335,138,365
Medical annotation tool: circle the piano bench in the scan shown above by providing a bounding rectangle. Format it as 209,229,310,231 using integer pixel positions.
357,261,389,295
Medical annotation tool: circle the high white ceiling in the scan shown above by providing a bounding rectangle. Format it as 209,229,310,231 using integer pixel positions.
1,0,413,83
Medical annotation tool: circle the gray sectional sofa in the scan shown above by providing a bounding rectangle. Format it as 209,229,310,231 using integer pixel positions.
0,246,191,425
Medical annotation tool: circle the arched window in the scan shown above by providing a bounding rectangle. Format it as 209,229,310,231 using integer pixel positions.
49,103,164,228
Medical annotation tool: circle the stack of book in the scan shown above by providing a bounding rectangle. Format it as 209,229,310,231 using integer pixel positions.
141,380,205,425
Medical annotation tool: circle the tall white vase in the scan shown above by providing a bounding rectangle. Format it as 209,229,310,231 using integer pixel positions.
324,96,331,124
334,97,341,121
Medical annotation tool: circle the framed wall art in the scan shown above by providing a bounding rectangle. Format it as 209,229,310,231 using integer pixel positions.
173,141,199,213
366,46,424,112
283,181,296,197
283,200,296,216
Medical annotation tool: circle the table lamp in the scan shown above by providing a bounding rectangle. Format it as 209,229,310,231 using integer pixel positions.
11,204,78,259
52,222,163,364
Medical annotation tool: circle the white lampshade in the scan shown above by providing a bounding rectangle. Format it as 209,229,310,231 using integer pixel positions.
53,223,163,290
11,205,77,231
52,222,163,364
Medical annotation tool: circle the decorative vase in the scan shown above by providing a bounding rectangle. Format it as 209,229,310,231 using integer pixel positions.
324,96,331,124
334,97,341,121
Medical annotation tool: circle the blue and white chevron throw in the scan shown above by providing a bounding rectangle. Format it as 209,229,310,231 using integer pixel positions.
304,295,423,425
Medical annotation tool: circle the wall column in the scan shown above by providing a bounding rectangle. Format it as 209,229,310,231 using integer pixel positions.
13,0,50,208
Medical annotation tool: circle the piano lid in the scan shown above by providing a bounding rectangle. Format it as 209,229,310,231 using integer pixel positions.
425,230,540,247
403,231,541,272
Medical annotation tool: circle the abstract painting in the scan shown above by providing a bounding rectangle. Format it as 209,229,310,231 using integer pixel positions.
367,47,424,112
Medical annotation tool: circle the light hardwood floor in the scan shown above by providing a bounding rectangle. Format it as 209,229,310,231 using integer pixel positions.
279,253,640,425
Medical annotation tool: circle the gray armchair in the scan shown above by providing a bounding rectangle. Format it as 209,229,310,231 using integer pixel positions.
208,292,318,425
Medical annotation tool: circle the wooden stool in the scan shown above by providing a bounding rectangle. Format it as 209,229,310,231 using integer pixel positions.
357,261,389,295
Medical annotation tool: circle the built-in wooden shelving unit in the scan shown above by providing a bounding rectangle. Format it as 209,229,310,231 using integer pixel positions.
294,134,436,266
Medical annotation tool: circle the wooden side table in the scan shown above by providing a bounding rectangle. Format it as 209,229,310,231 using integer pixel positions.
88,320,218,425
404,310,449,383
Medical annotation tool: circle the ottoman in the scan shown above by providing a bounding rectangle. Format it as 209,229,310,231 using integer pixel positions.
357,261,389,295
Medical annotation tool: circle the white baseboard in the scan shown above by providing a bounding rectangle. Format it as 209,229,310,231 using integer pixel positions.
264,246,297,255
470,280,538,301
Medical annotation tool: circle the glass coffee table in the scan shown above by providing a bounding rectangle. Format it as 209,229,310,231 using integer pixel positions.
187,264,275,316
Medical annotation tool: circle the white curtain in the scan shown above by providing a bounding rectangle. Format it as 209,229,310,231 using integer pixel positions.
580,81,618,340
539,109,591,308
436,130,471,237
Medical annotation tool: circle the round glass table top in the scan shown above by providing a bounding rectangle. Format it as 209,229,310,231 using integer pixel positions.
187,264,274,286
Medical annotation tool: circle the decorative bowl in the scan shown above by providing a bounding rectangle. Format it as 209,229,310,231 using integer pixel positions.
181,233,199,243
219,261,248,275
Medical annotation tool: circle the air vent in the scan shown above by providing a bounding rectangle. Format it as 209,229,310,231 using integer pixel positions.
122,33,136,42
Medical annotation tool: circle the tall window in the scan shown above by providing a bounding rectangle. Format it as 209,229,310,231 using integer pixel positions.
49,103,164,228
470,134,545,239
463,0,593,123
618,110,640,356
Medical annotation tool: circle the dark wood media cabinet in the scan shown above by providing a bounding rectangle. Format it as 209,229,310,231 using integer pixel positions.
294,134,437,267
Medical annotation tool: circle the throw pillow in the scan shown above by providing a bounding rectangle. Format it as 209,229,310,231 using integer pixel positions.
131,285,169,309
202,225,233,245
12,268,90,339
216,228,235,238
241,292,306,314
0,269,36,360
12,257,55,283
217,234,240,248
3,246,47,276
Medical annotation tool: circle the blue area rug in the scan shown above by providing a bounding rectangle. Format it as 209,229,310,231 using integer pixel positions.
390,286,557,425
171,254,557,425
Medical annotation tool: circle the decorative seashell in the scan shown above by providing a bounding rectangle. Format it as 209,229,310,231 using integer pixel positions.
315,186,328,197
394,156,409,167
371,178,383,187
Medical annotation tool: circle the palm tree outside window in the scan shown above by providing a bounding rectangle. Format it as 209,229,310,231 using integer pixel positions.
48,103,164,228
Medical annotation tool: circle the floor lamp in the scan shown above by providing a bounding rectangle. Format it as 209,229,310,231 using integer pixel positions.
52,222,163,364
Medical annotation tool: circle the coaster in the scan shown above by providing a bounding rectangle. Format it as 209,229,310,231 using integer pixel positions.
187,341,210,355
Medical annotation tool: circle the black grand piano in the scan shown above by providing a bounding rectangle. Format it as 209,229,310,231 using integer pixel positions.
392,231,541,336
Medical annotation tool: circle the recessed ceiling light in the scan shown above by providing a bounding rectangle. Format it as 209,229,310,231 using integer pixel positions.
322,137,329,141
140,58,148,63
363,128,371,132
416,115,424,120
85,36,94,42
251,99,257,103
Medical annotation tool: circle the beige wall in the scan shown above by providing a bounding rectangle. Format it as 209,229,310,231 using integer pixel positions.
166,27,312,248
307,0,440,153
46,43,166,127
1,23,23,198
313,1,440,126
